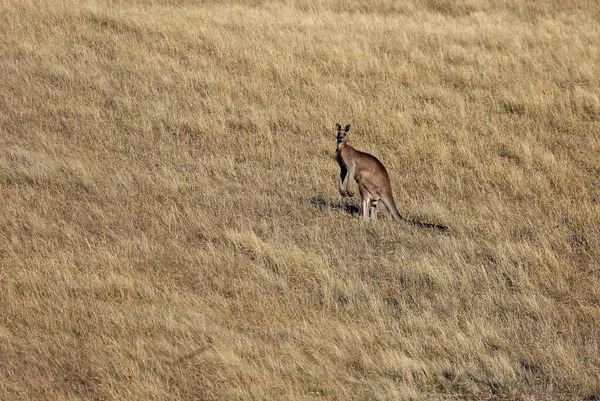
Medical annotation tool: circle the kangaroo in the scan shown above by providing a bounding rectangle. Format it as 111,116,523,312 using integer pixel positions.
335,123,447,230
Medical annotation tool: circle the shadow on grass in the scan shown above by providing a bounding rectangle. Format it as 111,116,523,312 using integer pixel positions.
309,195,449,231
310,195,360,216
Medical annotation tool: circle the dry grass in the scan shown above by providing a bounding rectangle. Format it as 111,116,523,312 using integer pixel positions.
1,0,600,400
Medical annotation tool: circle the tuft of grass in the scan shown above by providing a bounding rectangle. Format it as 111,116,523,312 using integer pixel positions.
1,0,599,400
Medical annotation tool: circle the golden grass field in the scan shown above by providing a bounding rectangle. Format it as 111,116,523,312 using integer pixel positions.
1,0,599,399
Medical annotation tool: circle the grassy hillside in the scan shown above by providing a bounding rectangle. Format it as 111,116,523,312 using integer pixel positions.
1,0,599,399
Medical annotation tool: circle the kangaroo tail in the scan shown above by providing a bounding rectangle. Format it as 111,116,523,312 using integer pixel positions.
381,195,449,231
381,195,410,223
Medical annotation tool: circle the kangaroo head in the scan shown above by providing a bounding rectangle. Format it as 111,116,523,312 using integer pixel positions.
335,123,351,144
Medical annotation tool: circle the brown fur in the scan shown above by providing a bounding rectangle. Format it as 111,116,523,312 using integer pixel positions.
334,123,448,230
334,123,405,222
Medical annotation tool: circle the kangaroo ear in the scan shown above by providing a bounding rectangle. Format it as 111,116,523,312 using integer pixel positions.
335,123,342,131
344,124,351,132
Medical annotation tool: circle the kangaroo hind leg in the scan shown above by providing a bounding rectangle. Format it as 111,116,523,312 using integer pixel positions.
358,184,372,221
369,199,379,220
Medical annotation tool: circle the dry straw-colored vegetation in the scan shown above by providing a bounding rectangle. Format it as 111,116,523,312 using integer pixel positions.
1,0,599,399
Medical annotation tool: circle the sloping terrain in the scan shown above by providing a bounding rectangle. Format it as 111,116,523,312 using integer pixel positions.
1,1,599,399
